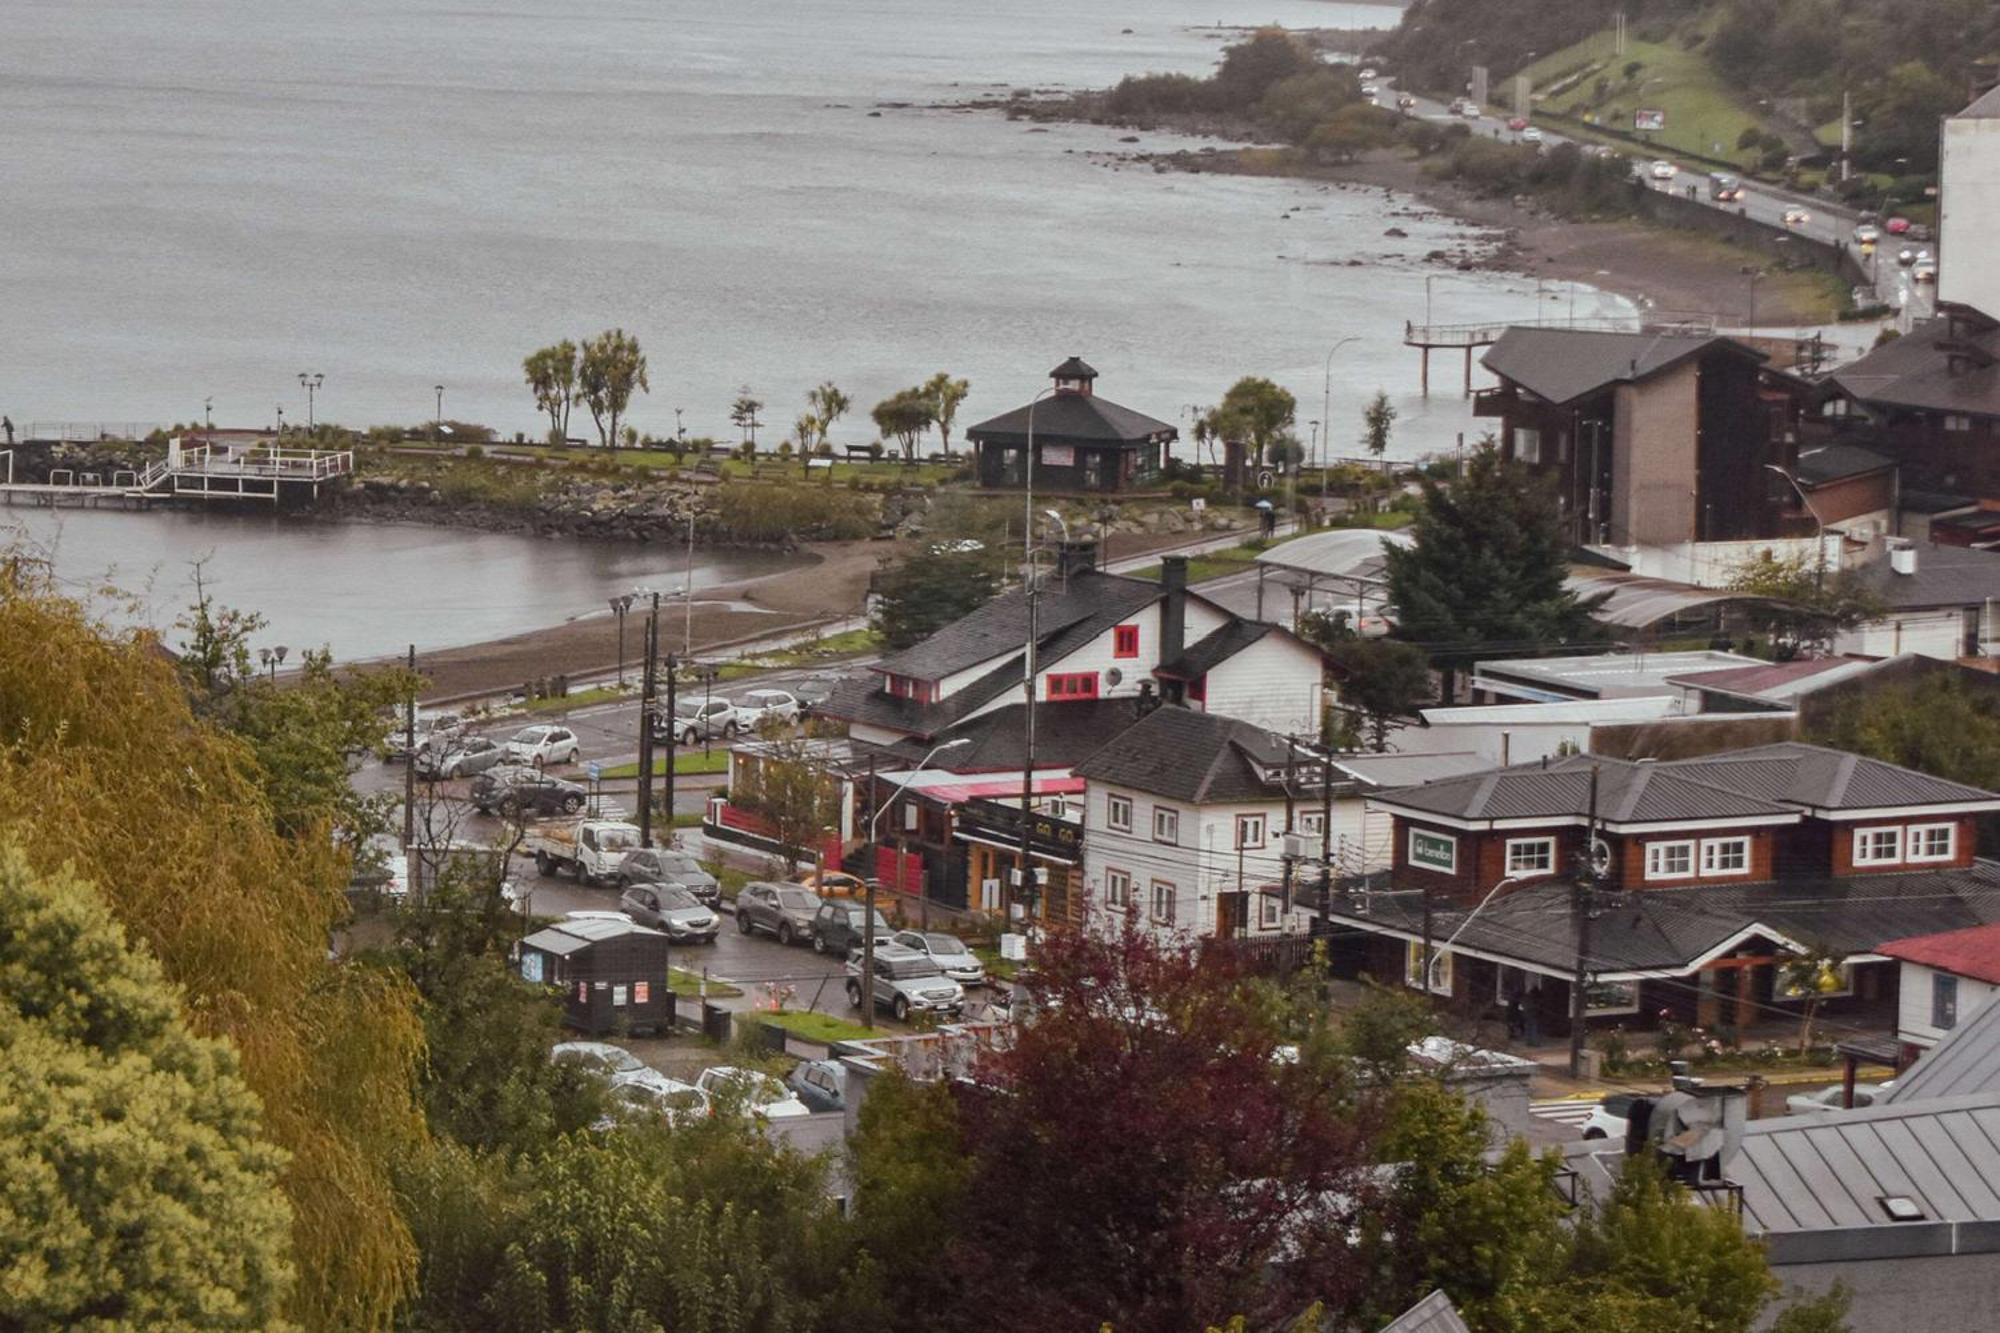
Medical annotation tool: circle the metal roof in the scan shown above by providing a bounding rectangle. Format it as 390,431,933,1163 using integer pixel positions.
1849,542,2000,611
1964,86,2000,118
521,917,666,956
1666,656,1885,704
1475,648,1764,699
1564,569,1784,630
1331,752,1491,790
1879,922,2000,986
966,388,1176,447
1481,327,1762,407
1794,442,1894,486
1072,703,1297,804
1883,994,2000,1105
1379,1291,1472,1333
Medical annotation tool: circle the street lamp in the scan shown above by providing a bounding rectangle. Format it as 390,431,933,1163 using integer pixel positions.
1427,874,1522,993
203,396,213,439
434,384,445,446
297,373,324,431
1321,337,1361,496
1744,268,1765,331
862,736,972,1028
1764,463,1826,590
608,593,637,685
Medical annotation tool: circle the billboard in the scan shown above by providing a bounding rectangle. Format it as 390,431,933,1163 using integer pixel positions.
1634,108,1666,132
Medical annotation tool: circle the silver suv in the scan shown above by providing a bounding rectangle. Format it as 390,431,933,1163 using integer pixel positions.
735,881,822,947
845,944,965,1023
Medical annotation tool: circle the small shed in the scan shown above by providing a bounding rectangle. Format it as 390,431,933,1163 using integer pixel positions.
517,917,674,1036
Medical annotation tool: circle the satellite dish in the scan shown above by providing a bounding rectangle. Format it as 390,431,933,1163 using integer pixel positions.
1105,667,1123,688
1589,837,1613,878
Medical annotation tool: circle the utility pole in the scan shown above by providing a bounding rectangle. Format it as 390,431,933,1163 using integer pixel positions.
1281,737,1298,913
1569,764,1602,1077
662,652,678,840
402,644,416,850
1317,742,1335,920
862,872,879,1031
636,594,660,844
1840,89,1853,184
1015,550,1040,927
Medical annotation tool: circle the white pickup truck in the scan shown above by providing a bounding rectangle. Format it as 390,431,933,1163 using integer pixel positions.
522,819,644,885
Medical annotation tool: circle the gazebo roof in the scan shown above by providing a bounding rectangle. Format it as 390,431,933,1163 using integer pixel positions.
966,391,1175,449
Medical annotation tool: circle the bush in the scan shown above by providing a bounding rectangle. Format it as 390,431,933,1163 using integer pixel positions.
463,444,484,460
709,482,878,543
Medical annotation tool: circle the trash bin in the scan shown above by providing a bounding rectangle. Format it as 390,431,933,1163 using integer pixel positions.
756,1020,789,1055
701,1002,731,1044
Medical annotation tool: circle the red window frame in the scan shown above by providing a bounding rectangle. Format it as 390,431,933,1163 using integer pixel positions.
1113,624,1140,659
1047,672,1100,700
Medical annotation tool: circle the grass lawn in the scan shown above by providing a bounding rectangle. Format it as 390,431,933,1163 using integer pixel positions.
972,946,1022,982
1520,30,1799,173
702,627,885,683
757,1010,876,1045
600,750,730,780
517,684,627,715
484,446,961,486
715,865,753,902
667,968,743,999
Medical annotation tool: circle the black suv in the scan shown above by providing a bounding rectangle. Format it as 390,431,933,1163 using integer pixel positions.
470,767,587,817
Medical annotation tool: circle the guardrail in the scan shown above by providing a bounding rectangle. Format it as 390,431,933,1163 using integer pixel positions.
24,422,165,443
1405,312,1717,347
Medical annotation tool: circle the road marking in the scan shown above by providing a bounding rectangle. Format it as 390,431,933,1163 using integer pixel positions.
1531,1099,1600,1126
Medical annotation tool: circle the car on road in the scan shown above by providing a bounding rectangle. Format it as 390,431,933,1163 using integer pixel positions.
1787,1081,1893,1116
1707,172,1743,202
602,1070,711,1128
1580,1091,1637,1140
419,734,508,780
550,1040,646,1079
659,696,737,746
1885,215,1911,235
1781,206,1811,228
1520,126,1544,144
616,847,721,906
503,724,581,766
796,868,867,898
470,767,588,817
1908,222,1933,242
697,1065,811,1120
1913,258,1937,283
890,929,987,986
1396,93,1417,111
1360,82,1377,96
619,883,720,942
1897,246,1919,266
1506,116,1528,131
811,901,894,956
1649,159,1677,181
785,1059,847,1114
733,688,801,731
735,881,823,946
1358,67,1377,80
1458,100,1481,118
846,944,966,1023
385,709,463,761
1853,223,1881,245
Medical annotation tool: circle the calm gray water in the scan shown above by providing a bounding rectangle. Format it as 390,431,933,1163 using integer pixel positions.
3,505,797,662
0,0,1630,455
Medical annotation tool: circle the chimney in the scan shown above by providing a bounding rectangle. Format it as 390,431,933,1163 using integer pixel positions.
1057,539,1099,580
1160,556,1188,665
1890,539,1918,576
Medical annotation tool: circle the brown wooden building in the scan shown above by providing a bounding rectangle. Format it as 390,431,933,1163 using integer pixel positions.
517,917,675,1036
1818,303,2000,499
966,357,1175,493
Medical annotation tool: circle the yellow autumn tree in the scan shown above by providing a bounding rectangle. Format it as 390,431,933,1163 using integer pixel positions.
0,557,426,1329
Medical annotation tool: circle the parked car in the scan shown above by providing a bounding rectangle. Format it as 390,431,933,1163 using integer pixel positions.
890,929,986,986
503,724,581,766
1649,159,1677,181
1505,115,1528,131
785,1059,847,1114
1396,93,1417,111
811,901,894,956
697,1065,811,1119
1520,126,1544,144
1908,222,1933,242
796,868,867,899
734,688,801,730
385,709,463,761
602,1069,711,1127
470,768,588,817
1897,246,1919,266
619,883,719,942
1853,223,1881,245
419,734,507,780
735,881,823,946
1458,99,1481,118
1914,258,1938,284
793,673,841,717
550,1040,646,1079
616,847,721,906
1781,206,1811,228
525,818,641,882
1580,1091,1637,1140
1358,67,1377,80
1884,215,1911,234
1787,1081,1893,1116
658,696,737,745
846,945,965,1023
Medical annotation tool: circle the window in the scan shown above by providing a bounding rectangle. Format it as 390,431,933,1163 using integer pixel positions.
1505,836,1556,876
1854,826,1904,866
1910,823,1957,863
1700,837,1751,876
1645,840,1696,880
1113,624,1140,659
1153,806,1180,845
1515,425,1541,464
1047,672,1099,700
1945,414,1973,433
1150,880,1176,924
1584,978,1641,1016
1934,972,1960,1031
1104,868,1131,907
1259,892,1282,929
1404,940,1452,995
1407,828,1457,873
1298,812,1325,838
1236,814,1267,849
1106,794,1133,833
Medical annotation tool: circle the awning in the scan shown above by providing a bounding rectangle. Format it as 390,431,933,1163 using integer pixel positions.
919,776,1085,805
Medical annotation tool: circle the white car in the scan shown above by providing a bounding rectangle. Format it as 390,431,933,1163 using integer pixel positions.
1786,1081,1893,1116
602,1070,712,1128
696,1065,811,1120
890,929,988,986
1782,207,1811,228
1853,223,1881,245
1649,159,1677,181
1358,67,1378,80
550,1040,645,1078
1914,259,1938,284
733,688,801,730
1520,126,1544,144
503,723,581,767
1580,1091,1637,1141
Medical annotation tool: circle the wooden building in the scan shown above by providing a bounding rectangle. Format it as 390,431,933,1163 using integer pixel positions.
965,357,1176,493
517,917,674,1036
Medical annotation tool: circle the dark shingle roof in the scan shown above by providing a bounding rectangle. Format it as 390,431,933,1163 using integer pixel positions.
1662,741,2000,811
875,698,1148,771
1156,621,1274,679
1480,328,1763,407
1071,704,1296,804
966,393,1176,448
872,569,1161,683
1848,542,2000,610
1794,442,1894,486
1826,310,2000,418
1049,356,1097,380
819,651,1025,740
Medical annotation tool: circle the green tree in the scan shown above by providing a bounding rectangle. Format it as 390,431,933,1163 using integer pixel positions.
870,541,1002,649
1307,102,1396,163
1726,552,1884,656
0,844,296,1329
730,731,844,865
1203,376,1298,470
871,388,935,462
1212,27,1321,110
577,328,650,450
1258,67,1361,144
844,1071,974,1330
1382,441,1609,700
523,340,579,446
1807,673,2000,793
1570,1156,1779,1331
808,380,851,445
1361,389,1398,459
730,386,764,446
1322,635,1434,751
923,371,971,456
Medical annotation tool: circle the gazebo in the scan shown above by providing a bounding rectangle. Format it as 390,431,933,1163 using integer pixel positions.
965,357,1176,493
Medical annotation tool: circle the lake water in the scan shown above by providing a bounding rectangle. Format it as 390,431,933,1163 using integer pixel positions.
0,0,1632,459
2,505,797,662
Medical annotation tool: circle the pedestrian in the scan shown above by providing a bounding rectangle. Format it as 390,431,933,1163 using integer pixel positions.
1505,992,1526,1042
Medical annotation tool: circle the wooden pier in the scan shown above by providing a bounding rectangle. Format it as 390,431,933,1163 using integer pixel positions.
0,442,353,509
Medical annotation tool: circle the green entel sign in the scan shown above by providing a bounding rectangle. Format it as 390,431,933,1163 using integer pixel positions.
1410,829,1456,873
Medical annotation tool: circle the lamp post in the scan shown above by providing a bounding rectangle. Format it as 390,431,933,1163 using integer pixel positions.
864,737,971,1029
434,384,444,446
275,405,284,437
1765,463,1825,591
203,397,213,440
1745,269,1765,331
1426,874,1522,995
1321,337,1360,496
297,373,324,431
608,593,636,685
